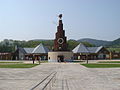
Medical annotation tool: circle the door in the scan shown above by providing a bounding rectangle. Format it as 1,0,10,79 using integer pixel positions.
57,55,64,62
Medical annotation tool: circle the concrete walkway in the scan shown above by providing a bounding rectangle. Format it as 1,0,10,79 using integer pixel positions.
0,63,120,90
51,63,120,90
0,64,58,90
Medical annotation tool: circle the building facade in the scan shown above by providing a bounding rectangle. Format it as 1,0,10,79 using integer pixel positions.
73,43,110,60
14,43,49,60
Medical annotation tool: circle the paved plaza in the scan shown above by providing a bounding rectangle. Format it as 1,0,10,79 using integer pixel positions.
0,62,120,90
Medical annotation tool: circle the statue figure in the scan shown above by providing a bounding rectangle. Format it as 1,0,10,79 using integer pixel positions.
59,14,62,19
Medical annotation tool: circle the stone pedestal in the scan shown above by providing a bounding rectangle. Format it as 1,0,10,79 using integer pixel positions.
48,51,73,62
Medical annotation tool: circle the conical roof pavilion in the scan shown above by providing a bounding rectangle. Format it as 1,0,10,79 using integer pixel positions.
32,43,49,54
72,43,89,53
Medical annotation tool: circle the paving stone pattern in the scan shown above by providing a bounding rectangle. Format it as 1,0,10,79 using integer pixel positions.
0,63,120,90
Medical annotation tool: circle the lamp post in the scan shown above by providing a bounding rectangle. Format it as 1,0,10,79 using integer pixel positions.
86,53,89,64
33,54,35,64
79,53,82,61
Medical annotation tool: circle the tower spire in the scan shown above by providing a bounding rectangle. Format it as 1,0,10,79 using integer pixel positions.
54,14,68,51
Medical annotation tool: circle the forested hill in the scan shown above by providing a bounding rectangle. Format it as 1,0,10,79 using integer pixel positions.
77,38,111,46
77,38,120,47
0,38,120,53
109,38,120,47
0,39,94,53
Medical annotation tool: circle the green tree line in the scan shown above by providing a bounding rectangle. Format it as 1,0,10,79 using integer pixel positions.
0,39,94,53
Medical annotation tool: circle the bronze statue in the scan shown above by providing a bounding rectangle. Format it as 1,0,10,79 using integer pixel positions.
59,14,62,19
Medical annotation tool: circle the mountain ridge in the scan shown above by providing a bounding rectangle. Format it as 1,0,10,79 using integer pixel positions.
77,38,112,46
31,38,120,47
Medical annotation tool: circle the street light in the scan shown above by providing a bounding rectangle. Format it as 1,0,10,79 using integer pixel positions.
86,54,88,64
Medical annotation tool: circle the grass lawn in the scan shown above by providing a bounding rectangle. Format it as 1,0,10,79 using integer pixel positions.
0,64,39,68
0,61,23,64
98,61,120,63
81,63,120,68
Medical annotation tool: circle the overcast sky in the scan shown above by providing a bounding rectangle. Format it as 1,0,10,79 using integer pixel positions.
0,0,120,41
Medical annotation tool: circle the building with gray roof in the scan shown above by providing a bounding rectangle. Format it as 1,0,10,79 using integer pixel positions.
72,43,89,53
24,48,34,54
14,43,49,60
32,43,49,54
73,43,110,60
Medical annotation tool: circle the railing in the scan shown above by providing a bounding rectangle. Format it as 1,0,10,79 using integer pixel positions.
30,71,57,90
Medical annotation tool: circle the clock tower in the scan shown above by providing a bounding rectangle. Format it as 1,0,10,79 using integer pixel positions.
54,14,68,51
48,14,73,62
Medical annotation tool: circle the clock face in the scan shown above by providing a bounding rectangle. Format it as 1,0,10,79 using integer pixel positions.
57,38,64,44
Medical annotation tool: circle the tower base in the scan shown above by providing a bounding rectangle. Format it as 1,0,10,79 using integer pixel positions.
48,51,73,62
